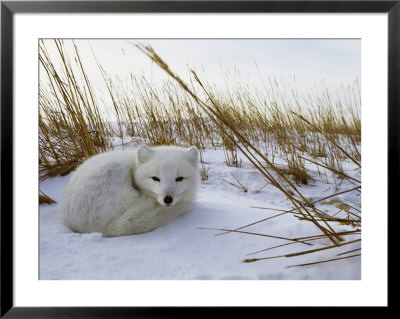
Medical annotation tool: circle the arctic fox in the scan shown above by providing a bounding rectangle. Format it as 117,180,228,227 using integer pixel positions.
61,145,200,237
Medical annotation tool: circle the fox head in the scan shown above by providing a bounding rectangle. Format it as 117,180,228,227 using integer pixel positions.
134,145,200,208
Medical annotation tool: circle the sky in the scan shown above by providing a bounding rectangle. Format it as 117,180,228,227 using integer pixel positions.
40,38,360,105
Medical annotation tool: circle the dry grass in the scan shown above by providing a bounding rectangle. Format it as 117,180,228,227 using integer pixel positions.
39,190,57,205
200,163,211,182
39,40,113,180
222,173,248,192
136,44,361,266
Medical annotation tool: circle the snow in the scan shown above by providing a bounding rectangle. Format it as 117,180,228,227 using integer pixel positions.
39,146,361,280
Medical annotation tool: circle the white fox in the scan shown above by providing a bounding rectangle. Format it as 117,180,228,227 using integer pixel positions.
61,145,200,237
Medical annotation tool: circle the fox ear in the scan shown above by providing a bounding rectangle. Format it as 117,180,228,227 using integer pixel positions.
137,145,153,163
185,146,199,165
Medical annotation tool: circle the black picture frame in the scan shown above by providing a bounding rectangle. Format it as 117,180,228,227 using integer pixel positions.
1,0,396,317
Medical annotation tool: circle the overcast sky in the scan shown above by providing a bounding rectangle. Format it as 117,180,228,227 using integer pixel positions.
41,38,360,99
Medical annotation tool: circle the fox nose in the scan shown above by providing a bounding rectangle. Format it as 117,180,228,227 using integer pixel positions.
164,196,173,205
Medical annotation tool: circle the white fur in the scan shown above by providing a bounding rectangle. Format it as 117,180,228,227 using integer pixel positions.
61,145,200,237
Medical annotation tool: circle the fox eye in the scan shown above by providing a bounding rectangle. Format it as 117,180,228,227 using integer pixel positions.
176,177,184,182
151,176,160,182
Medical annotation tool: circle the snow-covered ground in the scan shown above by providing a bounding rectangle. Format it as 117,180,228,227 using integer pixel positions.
39,147,361,280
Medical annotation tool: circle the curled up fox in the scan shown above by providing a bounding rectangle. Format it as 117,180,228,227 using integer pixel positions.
61,145,200,237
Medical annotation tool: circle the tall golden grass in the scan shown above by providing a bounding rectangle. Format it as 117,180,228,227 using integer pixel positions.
136,44,361,266
39,40,361,267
